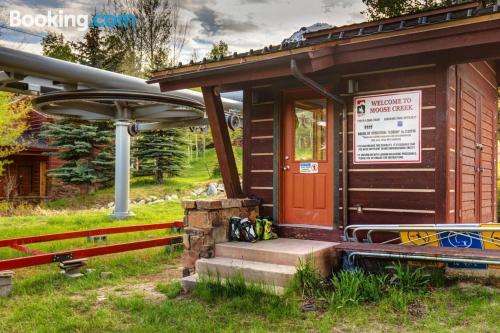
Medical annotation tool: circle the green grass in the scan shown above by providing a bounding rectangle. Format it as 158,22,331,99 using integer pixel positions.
2,273,496,333
0,146,497,331
0,200,498,332
42,147,242,211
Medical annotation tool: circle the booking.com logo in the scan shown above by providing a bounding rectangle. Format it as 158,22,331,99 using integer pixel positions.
9,10,136,32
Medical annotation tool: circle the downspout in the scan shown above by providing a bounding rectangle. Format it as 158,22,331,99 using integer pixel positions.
290,59,349,228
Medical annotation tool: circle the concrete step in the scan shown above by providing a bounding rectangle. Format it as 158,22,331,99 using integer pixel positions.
180,273,285,295
215,238,338,277
196,257,296,288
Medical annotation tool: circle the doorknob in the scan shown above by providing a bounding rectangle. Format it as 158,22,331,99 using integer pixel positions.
283,165,290,171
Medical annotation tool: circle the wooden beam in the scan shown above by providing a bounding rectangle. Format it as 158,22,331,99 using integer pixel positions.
202,86,244,198
434,63,449,224
242,88,252,197
496,60,500,85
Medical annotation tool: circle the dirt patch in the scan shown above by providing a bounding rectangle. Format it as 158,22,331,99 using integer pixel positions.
408,301,427,319
72,259,184,304
99,264,184,302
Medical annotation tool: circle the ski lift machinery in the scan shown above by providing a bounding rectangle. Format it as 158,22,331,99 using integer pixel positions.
0,46,242,219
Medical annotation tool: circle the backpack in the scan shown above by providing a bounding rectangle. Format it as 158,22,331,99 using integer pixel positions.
239,218,258,243
229,216,242,241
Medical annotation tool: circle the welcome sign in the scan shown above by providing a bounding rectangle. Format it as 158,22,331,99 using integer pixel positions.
353,90,422,164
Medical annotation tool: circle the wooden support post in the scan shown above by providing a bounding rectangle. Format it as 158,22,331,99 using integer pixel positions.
202,86,244,198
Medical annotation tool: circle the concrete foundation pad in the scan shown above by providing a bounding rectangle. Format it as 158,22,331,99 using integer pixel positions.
215,239,339,277
181,273,285,295
181,274,199,293
196,257,296,288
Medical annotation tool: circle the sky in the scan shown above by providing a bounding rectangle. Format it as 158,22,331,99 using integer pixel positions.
0,0,367,63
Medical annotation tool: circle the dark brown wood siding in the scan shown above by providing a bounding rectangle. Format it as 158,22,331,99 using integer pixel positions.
338,64,442,225
242,87,275,217
0,155,47,197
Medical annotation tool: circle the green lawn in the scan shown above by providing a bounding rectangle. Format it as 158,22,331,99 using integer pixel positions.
0,201,498,332
0,147,498,332
0,263,498,332
42,148,241,209
42,147,242,211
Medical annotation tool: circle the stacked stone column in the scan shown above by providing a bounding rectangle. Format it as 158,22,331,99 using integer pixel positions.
182,198,259,276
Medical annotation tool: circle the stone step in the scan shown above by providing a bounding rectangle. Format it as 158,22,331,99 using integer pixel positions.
215,238,338,277
180,273,285,295
196,257,297,288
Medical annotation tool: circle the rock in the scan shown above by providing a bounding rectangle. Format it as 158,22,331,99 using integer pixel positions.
171,194,178,200
207,184,218,196
149,196,158,201
217,184,225,192
194,188,205,195
182,200,196,209
100,271,112,279
165,195,172,201
107,202,115,208
138,200,146,205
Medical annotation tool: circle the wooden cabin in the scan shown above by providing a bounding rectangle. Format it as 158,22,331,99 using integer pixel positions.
150,2,500,241
0,110,60,201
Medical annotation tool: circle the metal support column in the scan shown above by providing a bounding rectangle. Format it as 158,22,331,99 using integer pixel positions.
111,120,134,219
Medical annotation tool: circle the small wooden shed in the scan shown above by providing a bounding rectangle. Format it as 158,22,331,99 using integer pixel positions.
150,2,500,241
0,110,58,201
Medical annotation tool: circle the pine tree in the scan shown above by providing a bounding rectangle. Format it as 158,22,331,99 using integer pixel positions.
41,28,116,192
73,24,126,72
133,128,186,184
40,120,114,192
41,32,75,62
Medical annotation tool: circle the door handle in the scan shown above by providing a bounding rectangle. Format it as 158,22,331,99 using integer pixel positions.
283,165,290,171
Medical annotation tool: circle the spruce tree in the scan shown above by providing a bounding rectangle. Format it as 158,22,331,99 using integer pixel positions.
133,128,186,184
40,120,114,192
41,28,116,193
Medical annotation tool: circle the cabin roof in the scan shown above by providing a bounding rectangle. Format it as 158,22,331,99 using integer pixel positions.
149,1,500,88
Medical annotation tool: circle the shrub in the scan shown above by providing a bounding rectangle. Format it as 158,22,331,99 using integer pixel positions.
212,164,221,178
289,255,325,299
329,270,388,308
387,262,431,293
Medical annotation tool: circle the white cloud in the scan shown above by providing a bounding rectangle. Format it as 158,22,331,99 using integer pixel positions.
1,0,368,64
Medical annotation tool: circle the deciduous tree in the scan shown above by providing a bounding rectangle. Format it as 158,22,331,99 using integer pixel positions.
208,40,230,60
0,93,30,176
362,0,497,20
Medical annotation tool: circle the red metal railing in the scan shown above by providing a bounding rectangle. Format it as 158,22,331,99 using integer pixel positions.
0,221,184,271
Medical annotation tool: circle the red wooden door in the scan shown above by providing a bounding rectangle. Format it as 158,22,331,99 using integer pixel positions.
282,94,334,226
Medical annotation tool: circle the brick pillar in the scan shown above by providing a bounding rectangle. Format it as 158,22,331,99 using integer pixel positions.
181,198,259,276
